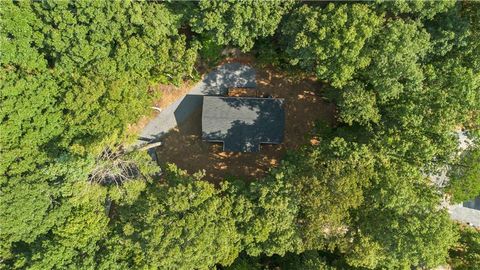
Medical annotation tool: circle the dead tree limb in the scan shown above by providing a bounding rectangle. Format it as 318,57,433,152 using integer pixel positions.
151,106,162,112
138,141,163,151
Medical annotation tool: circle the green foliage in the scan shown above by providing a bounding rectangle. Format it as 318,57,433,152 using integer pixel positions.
275,134,459,269
0,154,91,264
28,0,196,153
2,1,480,270
229,133,458,270
293,138,375,250
375,0,456,19
1,150,157,269
274,251,337,270
281,3,382,88
254,38,282,67
1,1,195,267
0,0,198,172
279,1,479,170
362,20,429,103
1,175,110,268
12,184,110,269
346,160,458,269
334,9,479,168
338,82,380,126
190,0,294,51
96,163,301,269
226,251,339,270
97,164,244,269
226,255,263,270
447,146,480,203
449,225,480,270
198,35,225,65
243,169,301,256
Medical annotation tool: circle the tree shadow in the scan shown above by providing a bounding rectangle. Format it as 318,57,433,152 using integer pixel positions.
202,97,285,152
201,63,256,95
174,94,203,135
172,63,256,134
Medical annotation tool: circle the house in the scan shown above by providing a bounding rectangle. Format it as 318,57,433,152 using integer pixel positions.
449,197,480,227
201,96,285,152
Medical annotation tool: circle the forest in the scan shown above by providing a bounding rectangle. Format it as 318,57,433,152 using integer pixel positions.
1,0,480,269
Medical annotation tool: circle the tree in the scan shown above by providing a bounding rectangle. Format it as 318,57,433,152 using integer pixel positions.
26,0,197,154
0,150,158,269
1,0,198,169
97,164,244,269
0,153,88,265
0,1,63,178
447,146,480,203
338,81,380,126
280,3,382,88
449,225,480,270
375,0,456,19
242,167,302,257
8,183,110,269
190,0,294,51
335,14,479,168
97,163,303,269
1,2,197,264
225,255,263,270
346,159,458,269
293,138,375,250
2,1,480,269
273,251,337,270
361,20,429,103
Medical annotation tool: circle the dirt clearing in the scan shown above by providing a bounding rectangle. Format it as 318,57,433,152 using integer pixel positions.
155,67,336,183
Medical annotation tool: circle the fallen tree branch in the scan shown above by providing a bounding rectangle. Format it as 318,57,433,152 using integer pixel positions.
138,141,163,151
151,106,162,112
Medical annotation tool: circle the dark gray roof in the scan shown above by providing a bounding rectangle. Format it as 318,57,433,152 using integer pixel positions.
463,197,480,210
202,96,285,152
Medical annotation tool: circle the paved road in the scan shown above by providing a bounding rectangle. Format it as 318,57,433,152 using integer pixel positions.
136,62,256,146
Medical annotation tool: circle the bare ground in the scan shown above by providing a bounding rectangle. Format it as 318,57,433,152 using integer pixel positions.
155,67,336,183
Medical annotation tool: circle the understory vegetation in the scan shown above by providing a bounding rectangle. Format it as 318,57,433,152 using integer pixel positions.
1,1,479,269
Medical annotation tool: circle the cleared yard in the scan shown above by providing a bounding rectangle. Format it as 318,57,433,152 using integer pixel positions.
155,67,336,183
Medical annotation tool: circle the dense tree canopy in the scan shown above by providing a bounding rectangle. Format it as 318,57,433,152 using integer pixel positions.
1,0,196,266
346,160,457,269
190,0,293,51
447,146,480,203
98,165,244,269
281,3,382,87
2,1,480,269
292,138,375,250
449,225,480,270
375,0,456,19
